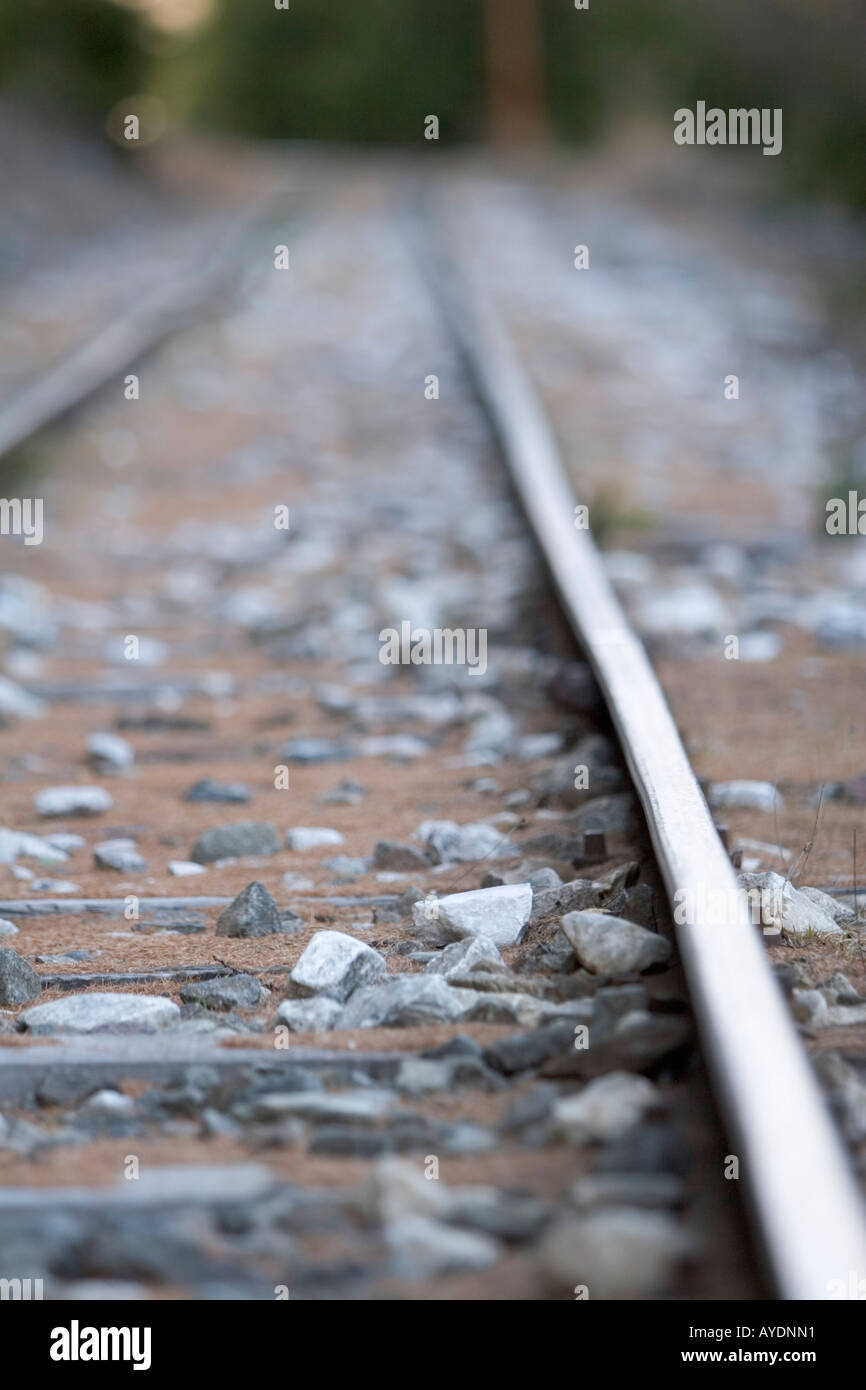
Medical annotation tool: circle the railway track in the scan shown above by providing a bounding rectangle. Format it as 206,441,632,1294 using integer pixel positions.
0,165,864,1303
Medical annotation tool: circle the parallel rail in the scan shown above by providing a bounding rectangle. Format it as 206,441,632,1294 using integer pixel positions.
426,219,866,1300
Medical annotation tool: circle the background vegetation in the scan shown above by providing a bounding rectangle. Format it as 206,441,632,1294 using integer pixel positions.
1,0,864,205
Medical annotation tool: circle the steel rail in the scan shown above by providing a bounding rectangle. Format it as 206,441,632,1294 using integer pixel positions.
428,223,866,1300
0,197,289,462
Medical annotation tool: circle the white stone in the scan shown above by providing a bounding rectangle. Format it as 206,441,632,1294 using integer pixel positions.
288,930,386,1003
385,1214,501,1277
35,786,113,817
738,871,842,940
709,780,782,813
414,884,532,947
285,827,345,851
168,860,207,877
553,1072,659,1143
18,992,179,1035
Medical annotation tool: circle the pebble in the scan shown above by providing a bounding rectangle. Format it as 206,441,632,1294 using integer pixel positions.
287,930,386,1003
0,918,19,936
215,881,284,938
184,779,250,804
316,779,366,806
414,883,532,948
168,860,207,877
35,786,113,817
81,1089,136,1117
0,947,42,1005
553,1072,659,1143
18,992,180,1035
373,840,430,872
560,911,673,975
280,737,356,764
484,1019,576,1075
709,780,782,813
416,819,509,864
285,827,345,851
566,793,638,835
94,839,146,873
0,675,45,720
86,732,134,774
190,822,281,863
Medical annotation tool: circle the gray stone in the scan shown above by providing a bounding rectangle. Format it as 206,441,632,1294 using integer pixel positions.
484,1019,576,1075
285,827,345,851
566,793,639,835
35,786,113,817
18,992,180,1035
180,974,267,1012
215,881,283,938
338,975,466,1029
553,1071,659,1143
414,883,532,947
94,839,146,873
395,1058,453,1094
275,996,343,1032
373,841,430,872
190,822,281,863
184,779,250,805
424,935,504,980
288,930,386,1003
0,947,41,1004
561,911,673,975
0,918,19,936
570,1173,685,1211
530,878,606,924
280,738,356,764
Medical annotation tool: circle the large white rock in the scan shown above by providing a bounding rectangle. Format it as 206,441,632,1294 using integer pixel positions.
553,1072,659,1143
540,1208,690,1299
18,992,179,1035
561,911,673,975
737,871,842,940
413,884,532,947
35,786,113,817
287,930,386,1003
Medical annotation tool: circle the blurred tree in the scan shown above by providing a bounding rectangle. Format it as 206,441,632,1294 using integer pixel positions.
0,0,146,120
482,0,546,144
195,0,483,143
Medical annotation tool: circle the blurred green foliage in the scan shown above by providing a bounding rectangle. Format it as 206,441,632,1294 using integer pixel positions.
0,0,145,115
1,0,865,205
